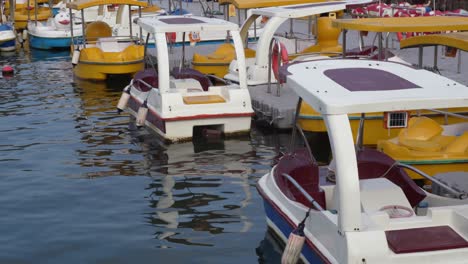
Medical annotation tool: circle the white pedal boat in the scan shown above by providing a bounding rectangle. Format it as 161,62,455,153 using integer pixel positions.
28,8,82,49
257,59,468,263
117,15,254,143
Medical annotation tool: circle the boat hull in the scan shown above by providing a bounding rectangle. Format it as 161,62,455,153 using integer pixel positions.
127,96,252,142
73,60,144,81
259,192,328,264
0,39,16,52
29,34,72,50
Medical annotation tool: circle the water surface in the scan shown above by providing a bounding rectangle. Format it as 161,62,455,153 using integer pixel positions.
0,49,291,263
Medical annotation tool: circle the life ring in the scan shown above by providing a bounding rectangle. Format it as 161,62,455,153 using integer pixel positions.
260,16,269,24
379,205,414,218
271,42,289,83
166,32,176,44
396,31,413,42
189,31,201,43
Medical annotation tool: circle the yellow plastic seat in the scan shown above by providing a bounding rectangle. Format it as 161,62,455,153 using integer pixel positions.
85,21,112,42
445,132,468,154
299,14,342,56
192,43,256,78
397,117,453,152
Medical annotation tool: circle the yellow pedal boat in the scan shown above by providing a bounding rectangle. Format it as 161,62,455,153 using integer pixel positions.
377,116,468,180
191,0,343,78
14,6,52,30
300,16,468,146
67,0,147,81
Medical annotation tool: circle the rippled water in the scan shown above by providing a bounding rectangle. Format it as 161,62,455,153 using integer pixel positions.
0,49,291,263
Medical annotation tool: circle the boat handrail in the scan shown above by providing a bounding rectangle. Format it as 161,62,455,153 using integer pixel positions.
281,173,325,211
131,78,159,94
424,109,468,121
397,162,467,200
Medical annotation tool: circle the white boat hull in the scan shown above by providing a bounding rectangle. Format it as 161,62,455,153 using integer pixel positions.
126,81,253,142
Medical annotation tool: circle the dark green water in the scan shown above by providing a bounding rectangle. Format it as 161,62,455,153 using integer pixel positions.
0,49,290,263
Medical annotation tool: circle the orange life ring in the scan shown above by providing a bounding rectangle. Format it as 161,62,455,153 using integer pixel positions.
166,32,176,44
271,42,289,83
189,31,201,43
396,32,413,42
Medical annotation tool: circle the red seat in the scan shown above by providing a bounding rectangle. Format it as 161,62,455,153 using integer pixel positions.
346,45,377,57
134,68,158,92
357,148,426,208
273,148,326,210
386,225,468,253
171,67,212,91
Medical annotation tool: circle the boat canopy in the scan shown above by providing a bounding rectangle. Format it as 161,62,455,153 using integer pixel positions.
136,15,238,34
332,16,468,32
217,0,327,9
285,59,468,115
67,0,148,10
400,32,468,52
250,1,346,18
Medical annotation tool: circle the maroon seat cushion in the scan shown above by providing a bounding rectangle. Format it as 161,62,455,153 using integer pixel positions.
357,148,426,208
134,68,158,92
346,45,377,56
274,148,326,209
386,226,468,253
171,67,213,91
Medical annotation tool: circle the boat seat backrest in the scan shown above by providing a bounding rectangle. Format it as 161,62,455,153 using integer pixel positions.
273,149,326,209
398,117,460,152
357,148,426,208
445,131,468,154
171,67,212,91
134,68,158,92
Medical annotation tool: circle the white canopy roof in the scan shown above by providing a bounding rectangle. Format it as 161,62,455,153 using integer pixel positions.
250,1,346,18
286,59,468,115
136,15,239,34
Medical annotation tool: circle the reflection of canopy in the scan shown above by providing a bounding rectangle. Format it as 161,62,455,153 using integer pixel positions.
400,32,468,52
67,0,148,10
218,0,326,9
332,17,468,32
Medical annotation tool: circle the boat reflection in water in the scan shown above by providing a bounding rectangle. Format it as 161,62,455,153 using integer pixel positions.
137,131,258,247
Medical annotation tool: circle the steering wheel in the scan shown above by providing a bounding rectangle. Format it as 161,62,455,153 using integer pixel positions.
379,205,414,218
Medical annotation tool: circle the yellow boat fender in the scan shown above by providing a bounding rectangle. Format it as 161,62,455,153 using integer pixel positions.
271,42,288,83
117,86,131,113
136,100,148,128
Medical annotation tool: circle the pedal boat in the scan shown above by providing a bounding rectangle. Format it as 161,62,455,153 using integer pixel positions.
0,23,16,52
27,8,82,49
298,16,468,145
377,116,468,180
66,0,147,81
13,2,52,30
257,59,468,263
117,15,254,143
194,1,347,79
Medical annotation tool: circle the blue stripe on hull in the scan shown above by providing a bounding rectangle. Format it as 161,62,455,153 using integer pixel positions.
262,199,326,264
0,39,15,51
29,35,72,50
